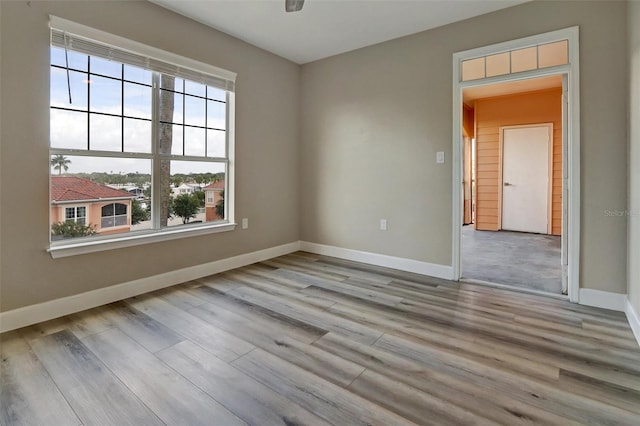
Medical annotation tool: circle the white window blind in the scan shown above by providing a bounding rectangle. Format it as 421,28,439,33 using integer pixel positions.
50,17,235,92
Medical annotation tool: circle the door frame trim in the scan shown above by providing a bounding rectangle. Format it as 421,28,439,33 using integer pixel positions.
452,26,580,302
499,123,554,234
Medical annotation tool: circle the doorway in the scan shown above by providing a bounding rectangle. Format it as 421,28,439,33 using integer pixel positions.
460,83,563,294
452,27,580,302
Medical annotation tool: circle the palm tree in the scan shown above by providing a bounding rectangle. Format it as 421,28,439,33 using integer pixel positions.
51,155,71,175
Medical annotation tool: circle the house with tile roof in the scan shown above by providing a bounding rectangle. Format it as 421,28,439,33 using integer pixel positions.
51,176,136,236
203,180,224,221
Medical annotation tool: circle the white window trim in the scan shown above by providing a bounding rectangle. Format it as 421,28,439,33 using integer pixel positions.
47,17,237,258
63,205,87,224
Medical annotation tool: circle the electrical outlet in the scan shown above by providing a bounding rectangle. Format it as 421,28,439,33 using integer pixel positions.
241,218,249,229
380,219,388,231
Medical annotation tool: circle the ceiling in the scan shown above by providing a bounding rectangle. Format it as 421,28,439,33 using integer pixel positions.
150,0,529,64
463,74,563,105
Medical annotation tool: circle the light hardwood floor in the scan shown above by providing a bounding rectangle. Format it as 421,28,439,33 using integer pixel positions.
2,252,639,425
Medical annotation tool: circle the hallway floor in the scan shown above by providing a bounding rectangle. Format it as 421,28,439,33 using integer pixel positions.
462,225,562,294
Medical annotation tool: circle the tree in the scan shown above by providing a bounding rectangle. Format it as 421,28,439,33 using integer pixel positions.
131,199,149,225
51,154,71,175
194,190,205,207
173,193,200,224
215,190,225,218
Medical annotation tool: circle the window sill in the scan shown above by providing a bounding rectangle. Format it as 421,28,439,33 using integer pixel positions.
48,222,237,259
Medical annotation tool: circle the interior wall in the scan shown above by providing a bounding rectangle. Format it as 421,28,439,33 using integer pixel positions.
474,89,562,235
300,0,628,293
628,0,640,315
0,1,300,312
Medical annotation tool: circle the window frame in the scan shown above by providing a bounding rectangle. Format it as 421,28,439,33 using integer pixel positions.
48,17,236,259
64,206,87,225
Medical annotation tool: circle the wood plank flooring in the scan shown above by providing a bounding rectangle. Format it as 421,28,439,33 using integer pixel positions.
2,251,639,425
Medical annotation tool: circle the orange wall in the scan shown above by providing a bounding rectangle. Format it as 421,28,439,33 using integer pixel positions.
474,88,562,235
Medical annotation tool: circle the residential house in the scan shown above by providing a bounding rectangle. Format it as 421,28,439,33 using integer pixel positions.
203,180,224,221
172,183,196,197
51,176,136,236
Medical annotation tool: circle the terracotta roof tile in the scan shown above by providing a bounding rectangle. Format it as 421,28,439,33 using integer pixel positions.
203,180,225,190
51,176,135,202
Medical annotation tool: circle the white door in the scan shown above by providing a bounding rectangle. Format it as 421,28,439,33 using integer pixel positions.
501,126,551,234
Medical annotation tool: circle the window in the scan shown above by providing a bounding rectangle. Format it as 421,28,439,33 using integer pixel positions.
101,203,128,228
65,206,86,225
49,18,235,251
460,40,569,81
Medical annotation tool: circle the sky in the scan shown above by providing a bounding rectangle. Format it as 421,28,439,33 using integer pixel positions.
50,47,227,176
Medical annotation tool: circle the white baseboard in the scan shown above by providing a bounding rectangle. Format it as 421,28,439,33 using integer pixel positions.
299,241,454,280
0,241,300,333
625,298,640,348
578,288,627,312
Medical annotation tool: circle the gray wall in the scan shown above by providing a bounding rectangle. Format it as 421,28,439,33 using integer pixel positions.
628,0,640,314
300,0,629,294
0,1,300,311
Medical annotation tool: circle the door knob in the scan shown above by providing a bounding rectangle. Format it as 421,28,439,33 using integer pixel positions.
504,182,513,186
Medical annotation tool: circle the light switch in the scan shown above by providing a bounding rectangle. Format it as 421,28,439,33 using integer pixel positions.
241,218,249,229
436,151,445,164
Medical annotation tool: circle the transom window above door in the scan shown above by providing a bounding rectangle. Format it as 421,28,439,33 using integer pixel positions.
461,40,568,81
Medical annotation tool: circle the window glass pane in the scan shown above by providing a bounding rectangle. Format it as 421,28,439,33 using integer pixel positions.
124,64,152,85
174,78,185,93
124,118,152,153
89,75,122,115
65,208,75,220
90,56,122,78
102,204,114,216
124,83,152,119
538,40,568,68
159,89,182,124
163,161,226,228
51,109,87,149
50,156,151,240
511,47,538,73
461,57,485,81
184,95,206,127
185,80,206,97
169,124,184,155
51,47,88,71
173,94,184,124
51,68,89,111
207,86,226,102
207,100,226,130
485,52,510,78
115,203,128,215
90,114,122,151
184,127,206,157
207,129,226,158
